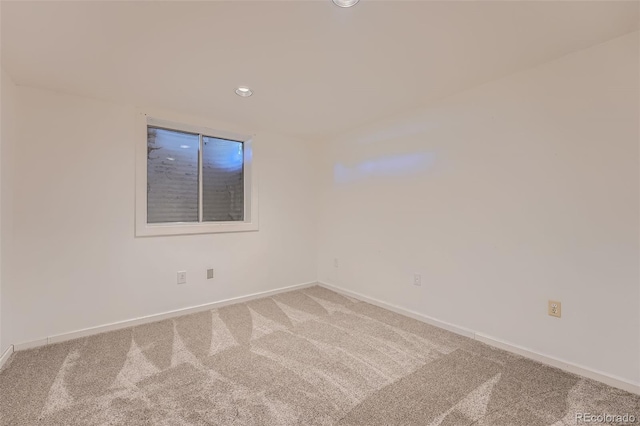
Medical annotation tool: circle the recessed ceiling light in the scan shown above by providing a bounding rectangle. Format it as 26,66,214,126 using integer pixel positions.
235,86,253,97
179,145,190,149
332,0,359,7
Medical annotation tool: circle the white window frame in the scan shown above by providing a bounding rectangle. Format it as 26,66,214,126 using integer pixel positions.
135,112,259,237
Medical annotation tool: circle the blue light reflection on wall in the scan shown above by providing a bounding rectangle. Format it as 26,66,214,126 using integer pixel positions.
334,152,435,184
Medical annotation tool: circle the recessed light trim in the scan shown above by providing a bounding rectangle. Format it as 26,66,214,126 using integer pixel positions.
332,0,359,7
235,86,253,97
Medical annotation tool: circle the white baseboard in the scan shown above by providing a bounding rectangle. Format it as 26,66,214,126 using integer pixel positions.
474,333,640,395
0,344,14,370
13,338,48,351
319,281,640,396
13,281,318,351
319,281,475,339
9,279,639,396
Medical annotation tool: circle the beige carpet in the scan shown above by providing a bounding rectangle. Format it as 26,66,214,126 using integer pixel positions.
1,286,638,425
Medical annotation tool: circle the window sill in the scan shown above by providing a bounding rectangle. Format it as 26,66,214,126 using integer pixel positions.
135,221,259,237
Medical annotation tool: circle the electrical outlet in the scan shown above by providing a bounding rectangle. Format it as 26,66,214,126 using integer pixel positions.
413,274,422,286
548,300,561,318
207,268,214,279
334,258,339,268
177,271,187,285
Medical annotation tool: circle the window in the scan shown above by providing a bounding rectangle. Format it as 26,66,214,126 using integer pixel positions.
136,114,258,236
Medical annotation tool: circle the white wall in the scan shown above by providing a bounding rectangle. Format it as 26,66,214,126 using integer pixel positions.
0,67,18,355
317,32,640,385
2,28,638,390
3,86,318,347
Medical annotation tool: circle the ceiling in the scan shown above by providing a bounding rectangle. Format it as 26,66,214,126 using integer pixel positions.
1,1,638,140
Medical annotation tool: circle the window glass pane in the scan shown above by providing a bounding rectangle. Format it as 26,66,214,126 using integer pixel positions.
202,136,244,222
147,127,199,223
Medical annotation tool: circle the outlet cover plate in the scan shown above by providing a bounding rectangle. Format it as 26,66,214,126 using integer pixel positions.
548,300,561,318
413,274,422,286
177,271,187,285
207,269,214,279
